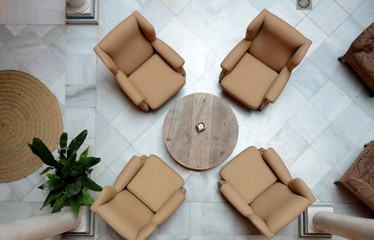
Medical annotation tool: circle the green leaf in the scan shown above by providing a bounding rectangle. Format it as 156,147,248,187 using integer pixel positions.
40,167,54,175
81,176,102,191
67,130,87,157
59,158,67,165
59,132,68,159
66,179,82,197
79,146,89,160
38,179,65,191
75,157,100,171
86,168,93,174
79,189,94,205
46,174,61,180
59,132,68,149
61,150,77,178
28,138,59,168
51,194,69,213
40,188,64,209
70,195,80,217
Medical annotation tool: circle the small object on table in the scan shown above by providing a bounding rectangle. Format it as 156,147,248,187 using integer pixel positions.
196,122,206,132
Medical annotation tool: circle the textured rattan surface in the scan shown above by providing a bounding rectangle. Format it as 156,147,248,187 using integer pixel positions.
0,70,63,183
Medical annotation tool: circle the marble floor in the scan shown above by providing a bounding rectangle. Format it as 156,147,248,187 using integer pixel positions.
1,0,374,239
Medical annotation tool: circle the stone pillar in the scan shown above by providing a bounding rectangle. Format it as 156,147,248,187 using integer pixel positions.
312,211,374,240
67,0,90,13
0,209,81,240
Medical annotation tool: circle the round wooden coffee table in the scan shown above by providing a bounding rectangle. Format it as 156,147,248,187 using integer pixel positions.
163,93,238,170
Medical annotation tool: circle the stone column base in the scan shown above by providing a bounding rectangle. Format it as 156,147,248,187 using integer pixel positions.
299,203,333,238
66,0,98,25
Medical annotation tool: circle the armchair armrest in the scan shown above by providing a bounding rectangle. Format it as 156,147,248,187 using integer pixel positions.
94,45,119,75
116,71,149,112
287,40,312,71
288,178,316,203
260,147,292,185
136,222,157,240
151,39,185,76
218,180,253,217
90,186,117,212
220,39,252,80
151,188,186,226
133,11,156,42
113,155,146,192
245,9,268,41
264,66,291,103
247,214,274,239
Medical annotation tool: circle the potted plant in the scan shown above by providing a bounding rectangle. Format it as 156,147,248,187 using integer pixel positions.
28,129,102,217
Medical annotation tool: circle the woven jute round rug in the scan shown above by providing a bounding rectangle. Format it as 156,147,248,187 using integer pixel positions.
0,70,63,183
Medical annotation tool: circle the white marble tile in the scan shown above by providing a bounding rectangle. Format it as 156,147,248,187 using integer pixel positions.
139,0,175,33
204,0,230,11
268,124,308,166
330,16,365,50
67,54,96,85
161,0,191,14
95,123,130,168
6,0,37,24
36,0,65,24
310,81,351,121
108,146,140,176
353,91,374,120
42,74,66,105
158,203,190,235
27,45,65,83
289,147,332,188
95,110,108,137
190,202,202,235
22,187,48,202
331,67,366,100
51,28,67,52
351,0,374,28
295,16,327,56
0,24,14,46
96,77,130,122
66,25,98,55
110,104,164,143
248,0,277,11
96,168,117,187
333,103,374,145
311,126,354,166
290,58,328,100
334,145,361,176
218,0,259,30
312,169,359,204
336,0,364,14
5,24,26,36
289,103,330,144
0,183,13,201
63,107,96,138
201,203,258,235
308,0,348,35
357,126,374,149
0,48,22,70
270,0,305,26
0,0,7,24
158,17,197,55
309,37,345,79
6,176,36,199
66,85,96,107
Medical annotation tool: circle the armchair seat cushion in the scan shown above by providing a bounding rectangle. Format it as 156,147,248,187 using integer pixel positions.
97,190,154,240
129,54,185,110
220,146,277,203
250,182,310,233
127,154,184,212
221,53,278,109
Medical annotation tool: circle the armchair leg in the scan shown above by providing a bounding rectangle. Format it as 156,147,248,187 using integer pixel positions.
338,56,346,63
334,181,340,185
219,70,226,83
258,101,269,111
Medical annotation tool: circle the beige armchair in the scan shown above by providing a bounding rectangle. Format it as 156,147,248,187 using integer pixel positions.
91,155,186,240
219,146,315,239
220,9,311,110
94,11,186,112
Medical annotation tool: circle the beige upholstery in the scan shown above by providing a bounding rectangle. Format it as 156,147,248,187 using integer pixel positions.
91,155,185,240
219,146,315,239
94,11,185,112
220,9,311,110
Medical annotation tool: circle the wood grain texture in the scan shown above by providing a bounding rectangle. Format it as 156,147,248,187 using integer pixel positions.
163,93,238,170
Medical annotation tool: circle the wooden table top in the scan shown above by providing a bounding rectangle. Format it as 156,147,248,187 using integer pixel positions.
163,93,238,170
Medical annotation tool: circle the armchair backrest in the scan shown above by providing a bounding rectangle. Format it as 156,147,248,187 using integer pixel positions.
248,9,307,73
127,155,184,212
98,11,155,76
220,146,277,203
